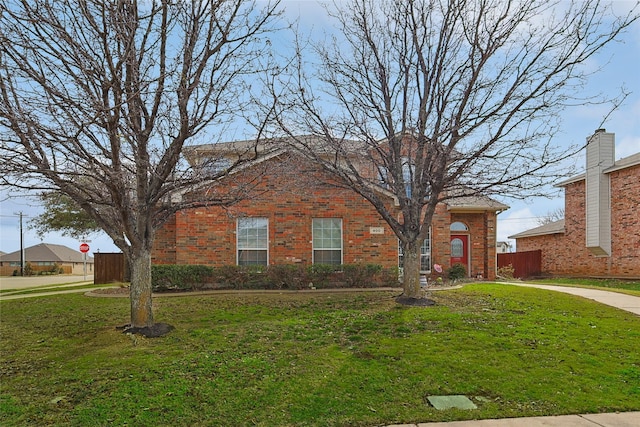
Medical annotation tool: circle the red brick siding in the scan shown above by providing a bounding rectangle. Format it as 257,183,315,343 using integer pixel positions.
430,204,451,270
515,163,640,277
516,233,567,275
610,165,640,276
449,212,499,280
154,214,176,264
152,156,500,278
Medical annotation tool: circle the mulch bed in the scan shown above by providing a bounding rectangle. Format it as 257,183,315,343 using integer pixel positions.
395,296,437,306
92,287,129,295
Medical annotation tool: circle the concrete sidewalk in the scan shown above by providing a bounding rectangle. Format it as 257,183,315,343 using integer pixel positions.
0,274,110,300
388,411,640,426
504,282,640,316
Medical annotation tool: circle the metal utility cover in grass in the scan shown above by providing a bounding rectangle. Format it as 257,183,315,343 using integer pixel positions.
427,395,477,410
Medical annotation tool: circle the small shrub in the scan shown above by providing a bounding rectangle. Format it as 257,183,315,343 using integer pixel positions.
211,265,265,290
150,263,400,291
497,264,515,280
378,266,401,287
50,263,61,274
265,264,307,289
152,264,214,292
306,264,341,288
447,263,466,281
23,262,34,276
238,265,269,290
211,265,243,289
342,264,382,288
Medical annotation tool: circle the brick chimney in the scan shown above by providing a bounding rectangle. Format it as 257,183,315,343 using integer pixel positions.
585,129,614,256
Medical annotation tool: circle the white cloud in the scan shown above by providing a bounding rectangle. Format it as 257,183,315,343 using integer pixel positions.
617,136,640,159
497,207,538,243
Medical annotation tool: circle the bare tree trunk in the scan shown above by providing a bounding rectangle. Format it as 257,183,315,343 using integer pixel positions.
0,0,282,333
402,240,422,298
128,248,153,328
269,1,638,307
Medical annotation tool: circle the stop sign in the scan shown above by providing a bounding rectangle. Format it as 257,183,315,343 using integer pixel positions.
79,243,90,253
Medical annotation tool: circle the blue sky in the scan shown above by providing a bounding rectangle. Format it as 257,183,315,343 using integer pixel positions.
1,0,639,255
494,1,640,247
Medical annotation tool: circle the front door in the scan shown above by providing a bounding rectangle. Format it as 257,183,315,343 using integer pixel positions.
450,234,469,272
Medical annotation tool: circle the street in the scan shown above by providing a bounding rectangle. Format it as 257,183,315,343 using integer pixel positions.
0,274,94,291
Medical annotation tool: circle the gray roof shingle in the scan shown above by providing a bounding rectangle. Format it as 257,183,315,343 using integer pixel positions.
508,219,565,239
0,243,93,263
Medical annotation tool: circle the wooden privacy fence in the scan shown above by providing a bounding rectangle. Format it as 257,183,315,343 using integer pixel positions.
94,252,128,284
0,264,73,276
497,250,542,278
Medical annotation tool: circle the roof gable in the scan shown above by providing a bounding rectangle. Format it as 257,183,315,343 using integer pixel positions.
187,135,509,213
0,243,92,263
556,151,640,187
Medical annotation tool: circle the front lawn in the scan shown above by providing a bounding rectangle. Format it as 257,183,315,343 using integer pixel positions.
1,284,639,426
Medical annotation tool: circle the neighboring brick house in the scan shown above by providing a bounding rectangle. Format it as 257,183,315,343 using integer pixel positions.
0,243,94,276
496,241,512,253
510,129,640,278
153,139,508,280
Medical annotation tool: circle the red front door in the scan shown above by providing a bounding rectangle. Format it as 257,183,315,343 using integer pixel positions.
450,234,469,272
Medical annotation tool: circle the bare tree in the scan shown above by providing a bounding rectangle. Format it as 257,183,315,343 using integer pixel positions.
537,207,565,226
0,0,281,334
270,0,638,299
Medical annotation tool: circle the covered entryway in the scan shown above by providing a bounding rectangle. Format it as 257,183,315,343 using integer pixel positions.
450,221,469,274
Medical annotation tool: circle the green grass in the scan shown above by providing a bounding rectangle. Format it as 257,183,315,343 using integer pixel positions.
1,284,640,426
529,278,640,296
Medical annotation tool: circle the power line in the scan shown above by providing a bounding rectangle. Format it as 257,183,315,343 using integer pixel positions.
498,216,556,222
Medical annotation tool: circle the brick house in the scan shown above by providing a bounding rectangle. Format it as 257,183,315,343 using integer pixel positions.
0,243,94,276
510,129,640,278
153,138,508,280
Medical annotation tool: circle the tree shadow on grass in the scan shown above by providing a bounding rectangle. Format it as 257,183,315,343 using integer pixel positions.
116,323,175,338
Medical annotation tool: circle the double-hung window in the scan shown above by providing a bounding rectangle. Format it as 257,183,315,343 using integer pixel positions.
237,218,268,266
398,229,431,272
378,157,414,198
402,157,413,198
312,218,342,265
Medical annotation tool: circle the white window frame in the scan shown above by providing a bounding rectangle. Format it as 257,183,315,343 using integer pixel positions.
312,218,343,265
398,228,431,273
236,217,269,266
450,221,469,231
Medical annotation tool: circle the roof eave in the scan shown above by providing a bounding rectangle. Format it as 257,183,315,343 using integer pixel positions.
555,173,585,187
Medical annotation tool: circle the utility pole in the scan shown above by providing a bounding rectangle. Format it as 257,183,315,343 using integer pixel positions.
14,211,26,276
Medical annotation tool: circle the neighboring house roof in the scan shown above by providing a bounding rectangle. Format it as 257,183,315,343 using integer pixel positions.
603,152,640,174
0,243,93,263
508,219,565,239
556,151,640,187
